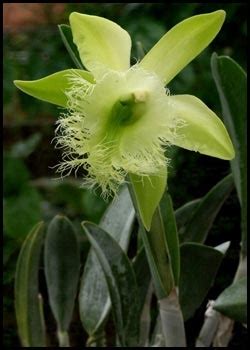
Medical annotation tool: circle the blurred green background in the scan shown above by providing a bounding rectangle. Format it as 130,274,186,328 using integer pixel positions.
3,3,246,347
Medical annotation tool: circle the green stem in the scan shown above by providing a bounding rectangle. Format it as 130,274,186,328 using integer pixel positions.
127,180,186,347
159,288,186,347
127,181,173,298
139,281,153,346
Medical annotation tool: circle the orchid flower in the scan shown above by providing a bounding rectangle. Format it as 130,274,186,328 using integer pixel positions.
14,10,234,230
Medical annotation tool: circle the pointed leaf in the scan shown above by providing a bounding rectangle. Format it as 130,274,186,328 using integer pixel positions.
133,248,151,316
133,249,152,347
213,277,247,324
211,53,247,256
179,242,224,321
14,69,94,107
214,241,230,255
44,215,80,333
175,199,201,238
79,186,135,336
69,12,131,74
160,192,180,285
140,10,225,84
183,173,234,243
211,54,246,204
128,182,174,299
58,24,84,69
82,222,140,347
169,94,235,160
15,222,46,347
129,168,167,231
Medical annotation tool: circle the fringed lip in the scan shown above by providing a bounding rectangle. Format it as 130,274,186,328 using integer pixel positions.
53,67,180,197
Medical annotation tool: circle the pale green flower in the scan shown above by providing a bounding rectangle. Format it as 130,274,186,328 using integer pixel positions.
14,11,235,223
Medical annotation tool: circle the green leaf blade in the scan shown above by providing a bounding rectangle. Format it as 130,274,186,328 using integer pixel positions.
79,187,135,336
211,53,247,256
44,215,80,333
15,222,46,347
82,222,140,347
128,181,174,299
133,248,152,346
160,192,180,285
175,199,201,240
213,277,247,324
179,242,224,321
183,173,234,243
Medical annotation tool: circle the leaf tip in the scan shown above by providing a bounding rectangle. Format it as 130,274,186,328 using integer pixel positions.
13,80,23,88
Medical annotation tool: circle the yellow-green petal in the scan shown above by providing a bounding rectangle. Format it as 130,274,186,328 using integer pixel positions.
168,94,235,160
14,69,94,108
69,12,131,74
139,10,225,84
129,167,167,231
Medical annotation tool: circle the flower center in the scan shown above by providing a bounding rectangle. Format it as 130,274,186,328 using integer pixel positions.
109,90,148,129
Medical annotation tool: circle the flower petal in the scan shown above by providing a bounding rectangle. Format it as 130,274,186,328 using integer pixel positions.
129,168,167,231
14,69,94,108
69,12,131,74
168,94,235,160
139,10,225,84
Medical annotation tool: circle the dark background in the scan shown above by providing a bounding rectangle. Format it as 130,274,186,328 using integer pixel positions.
3,3,247,347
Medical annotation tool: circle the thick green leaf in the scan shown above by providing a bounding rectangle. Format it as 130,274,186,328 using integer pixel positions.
211,54,246,204
14,69,94,107
44,215,80,333
133,248,152,346
168,94,235,160
213,277,247,324
82,222,140,347
58,24,84,69
133,248,151,315
129,169,167,231
79,186,135,336
140,10,225,84
128,183,174,299
175,199,201,237
214,241,230,255
160,192,180,285
211,53,247,256
179,242,224,321
69,12,131,74
182,173,234,243
147,207,175,297
15,222,46,347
